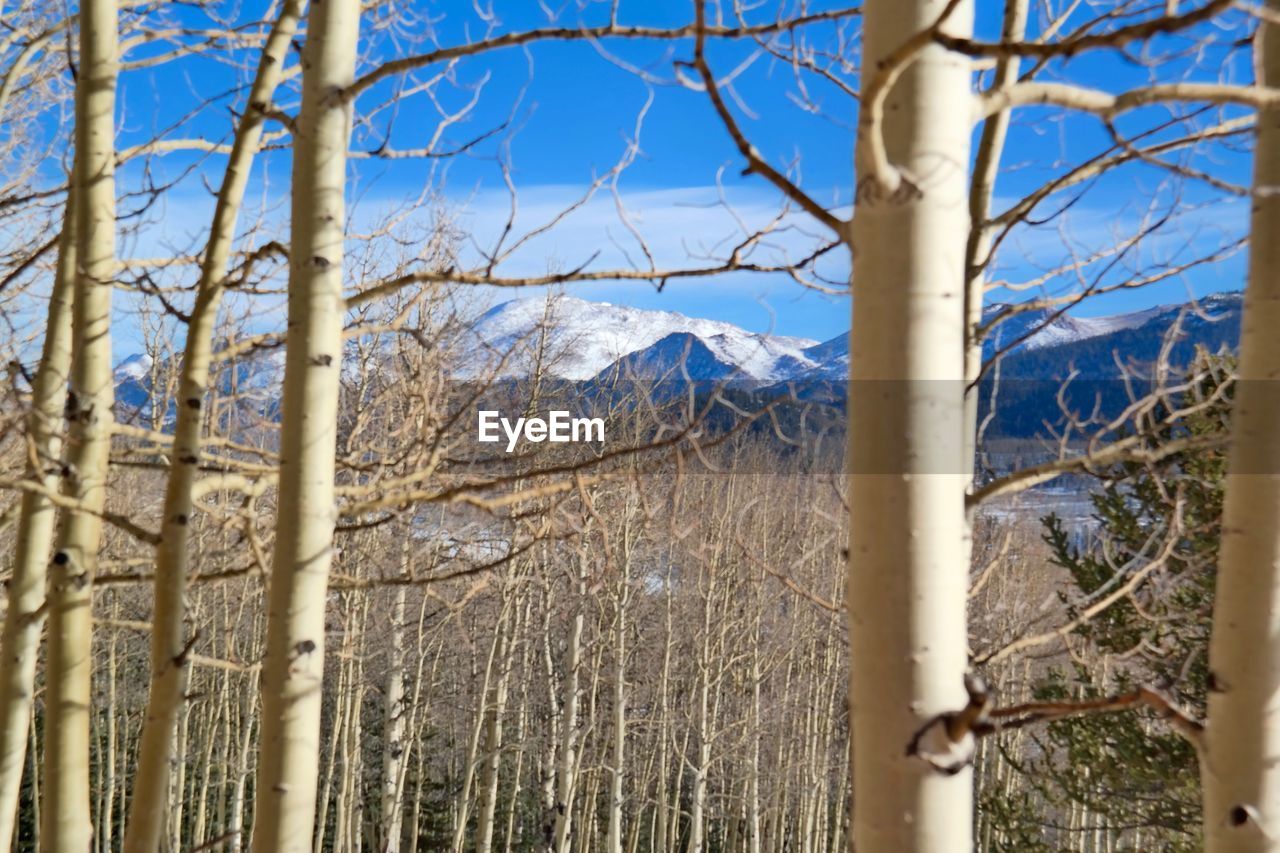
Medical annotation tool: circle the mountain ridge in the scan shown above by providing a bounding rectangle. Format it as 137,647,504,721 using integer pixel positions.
113,291,1246,407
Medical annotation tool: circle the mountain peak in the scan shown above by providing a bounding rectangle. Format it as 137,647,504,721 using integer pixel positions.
111,290,1245,399
456,296,819,381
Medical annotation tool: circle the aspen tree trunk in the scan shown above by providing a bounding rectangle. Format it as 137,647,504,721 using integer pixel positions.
653,563,675,853
848,2,974,852
687,663,712,853
313,646,347,853
451,605,509,851
539,582,561,842
747,642,762,853
332,595,367,853
42,0,118,846
687,569,717,853
961,0,1026,477
380,585,408,853
604,567,628,853
123,6,304,849
349,603,367,853
503,622,534,853
27,720,38,852
580,641,605,853
102,611,118,851
229,678,255,853
251,0,358,846
551,560,586,853
0,187,75,853
477,594,521,853
1202,3,1280,848
190,698,215,846
169,702,190,849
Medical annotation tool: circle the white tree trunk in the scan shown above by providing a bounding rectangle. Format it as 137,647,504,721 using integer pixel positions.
605,575,628,853
250,0,358,846
123,5,304,850
476,599,517,853
229,679,255,853
848,2,974,851
380,585,408,853
42,0,118,846
962,0,1027,479
0,185,75,853
551,562,586,853
1202,3,1280,848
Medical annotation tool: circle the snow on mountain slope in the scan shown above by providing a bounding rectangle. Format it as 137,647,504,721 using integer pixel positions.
982,303,1171,353
110,292,1244,401
594,332,741,382
783,294,1243,382
113,352,153,381
455,296,819,381
785,334,847,381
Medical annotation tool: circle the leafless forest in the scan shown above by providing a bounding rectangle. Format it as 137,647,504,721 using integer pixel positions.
0,1,1279,851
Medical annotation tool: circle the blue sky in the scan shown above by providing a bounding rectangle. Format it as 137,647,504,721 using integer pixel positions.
112,0,1257,352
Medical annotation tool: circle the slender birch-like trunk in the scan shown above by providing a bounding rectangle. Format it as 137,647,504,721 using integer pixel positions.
604,558,629,853
654,563,674,853
380,584,408,853
0,186,75,853
503,607,535,853
102,609,118,851
538,581,560,843
123,5,304,849
451,604,508,851
746,615,763,853
848,2,974,851
687,566,717,853
229,678,255,853
42,0,118,846
961,0,1027,479
1202,4,1280,848
251,0,358,846
477,590,522,853
551,559,586,853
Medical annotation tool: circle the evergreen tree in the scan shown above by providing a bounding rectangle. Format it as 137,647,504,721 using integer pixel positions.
984,354,1231,850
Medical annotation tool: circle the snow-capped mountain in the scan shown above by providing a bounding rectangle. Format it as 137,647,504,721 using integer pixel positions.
454,296,820,382
782,294,1243,383
993,292,1242,379
114,353,155,413
109,291,1246,420
114,352,153,382
982,302,1182,354
112,346,286,424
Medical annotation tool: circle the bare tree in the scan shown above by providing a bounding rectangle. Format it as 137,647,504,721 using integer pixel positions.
122,3,305,848
251,0,359,846
847,2,976,850
42,0,118,847
0,187,74,853
1202,1,1280,847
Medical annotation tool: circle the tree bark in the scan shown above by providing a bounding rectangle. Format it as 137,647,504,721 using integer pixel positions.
961,0,1027,482
847,1,975,851
0,185,75,853
250,0,358,846
476,595,518,853
380,584,408,853
122,5,304,850
604,558,629,853
550,558,586,853
1202,3,1280,849
42,0,118,846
